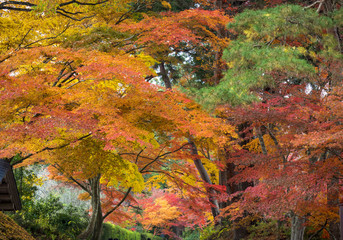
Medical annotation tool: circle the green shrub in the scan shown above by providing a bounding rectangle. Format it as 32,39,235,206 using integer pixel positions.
101,222,162,240
182,228,200,240
199,225,233,240
246,220,289,240
141,232,162,240
102,223,141,240
200,225,216,240
10,194,88,240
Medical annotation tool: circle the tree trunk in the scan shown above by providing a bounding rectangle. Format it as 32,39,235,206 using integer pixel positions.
78,175,103,240
159,62,172,89
161,63,220,220
218,123,253,240
256,127,268,155
290,213,305,240
219,169,228,209
327,176,340,240
188,139,220,219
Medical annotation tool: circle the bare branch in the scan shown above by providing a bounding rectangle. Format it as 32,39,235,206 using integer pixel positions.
118,152,155,161
111,32,144,48
55,11,95,21
12,133,93,166
308,219,327,240
316,0,325,13
0,1,36,11
334,26,342,53
303,0,325,12
0,6,32,11
22,22,71,49
0,1,108,20
15,28,33,51
114,6,136,25
124,45,146,54
103,187,132,219
103,144,191,219
304,0,322,9
52,163,91,194
139,143,190,173
0,54,11,64
59,0,109,7
256,127,268,155
56,7,84,15
266,125,287,163
135,148,145,164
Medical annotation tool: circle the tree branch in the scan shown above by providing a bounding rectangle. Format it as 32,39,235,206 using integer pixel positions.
139,143,190,173
303,0,323,10
12,133,93,166
0,6,32,11
22,22,71,49
0,1,108,20
266,125,287,163
59,0,109,7
103,187,132,219
114,6,136,25
316,0,325,13
118,152,154,161
135,148,145,164
52,163,91,194
103,143,190,219
55,11,95,21
256,127,268,155
324,227,337,240
0,1,36,11
15,28,33,51
55,7,84,16
308,219,327,240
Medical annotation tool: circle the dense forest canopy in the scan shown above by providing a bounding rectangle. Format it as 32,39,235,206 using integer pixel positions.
0,0,342,240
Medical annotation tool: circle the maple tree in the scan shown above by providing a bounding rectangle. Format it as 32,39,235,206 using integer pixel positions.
118,5,230,86
110,1,235,223
128,183,227,238
0,44,232,239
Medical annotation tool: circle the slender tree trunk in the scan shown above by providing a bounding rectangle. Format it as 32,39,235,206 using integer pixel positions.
327,176,340,240
188,139,220,219
219,169,228,209
290,212,305,240
78,175,103,240
160,64,221,220
268,126,306,240
223,161,250,240
256,127,268,155
277,220,283,240
218,123,252,239
159,61,172,89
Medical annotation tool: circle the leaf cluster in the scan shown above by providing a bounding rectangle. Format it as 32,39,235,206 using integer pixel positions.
196,4,340,108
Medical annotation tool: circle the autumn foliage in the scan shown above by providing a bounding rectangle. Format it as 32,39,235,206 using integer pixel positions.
1,0,343,240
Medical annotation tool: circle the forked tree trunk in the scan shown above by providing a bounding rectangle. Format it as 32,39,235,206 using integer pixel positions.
78,175,103,240
290,212,305,240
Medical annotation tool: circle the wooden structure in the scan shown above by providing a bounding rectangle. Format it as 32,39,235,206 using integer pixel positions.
0,159,21,211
